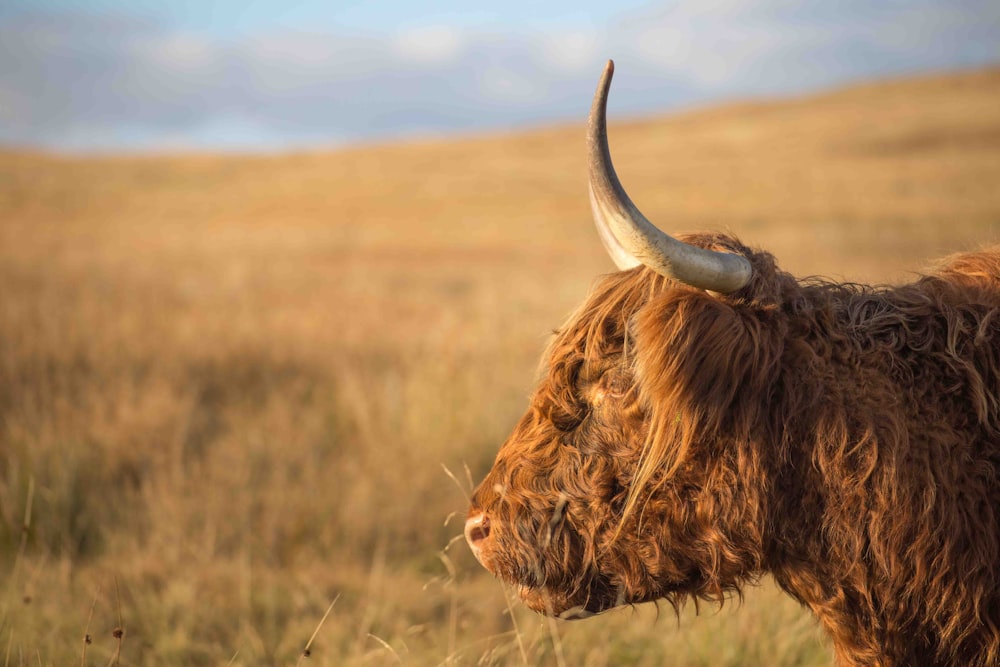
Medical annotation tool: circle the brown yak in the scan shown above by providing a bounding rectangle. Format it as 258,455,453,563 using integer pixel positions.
465,61,1000,667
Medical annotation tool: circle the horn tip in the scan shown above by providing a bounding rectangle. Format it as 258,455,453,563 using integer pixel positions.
601,60,615,84
594,60,615,105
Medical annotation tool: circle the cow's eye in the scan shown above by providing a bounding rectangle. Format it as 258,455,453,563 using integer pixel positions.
589,370,630,406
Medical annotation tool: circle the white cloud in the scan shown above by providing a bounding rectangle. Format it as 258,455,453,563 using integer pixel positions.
129,32,218,72
478,65,540,103
540,30,602,73
631,21,806,88
392,25,465,64
242,30,392,73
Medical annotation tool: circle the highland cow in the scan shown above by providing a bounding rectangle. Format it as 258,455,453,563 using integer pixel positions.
465,61,1000,667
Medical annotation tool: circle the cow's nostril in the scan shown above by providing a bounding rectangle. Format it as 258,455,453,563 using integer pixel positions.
469,516,490,542
465,513,491,560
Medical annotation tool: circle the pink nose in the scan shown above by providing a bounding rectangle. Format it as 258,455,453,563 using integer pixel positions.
464,512,491,561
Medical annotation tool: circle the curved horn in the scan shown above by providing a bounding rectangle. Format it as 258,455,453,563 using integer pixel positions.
587,60,752,293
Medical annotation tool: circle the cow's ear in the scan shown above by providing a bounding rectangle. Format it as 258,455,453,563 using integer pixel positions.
631,288,781,440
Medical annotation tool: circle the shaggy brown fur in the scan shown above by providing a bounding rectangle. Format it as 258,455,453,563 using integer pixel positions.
468,233,1000,667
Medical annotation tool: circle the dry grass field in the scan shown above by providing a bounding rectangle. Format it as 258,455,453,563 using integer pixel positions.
2,66,1000,665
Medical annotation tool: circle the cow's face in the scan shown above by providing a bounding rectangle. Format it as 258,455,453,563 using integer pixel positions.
465,260,777,618
466,61,777,619
465,273,711,619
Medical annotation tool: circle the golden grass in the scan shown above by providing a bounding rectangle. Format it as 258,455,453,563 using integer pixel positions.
1,66,999,665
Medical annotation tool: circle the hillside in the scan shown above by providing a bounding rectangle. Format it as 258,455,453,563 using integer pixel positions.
1,66,999,666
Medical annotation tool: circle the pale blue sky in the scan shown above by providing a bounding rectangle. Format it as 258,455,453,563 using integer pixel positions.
0,0,641,32
1,0,998,152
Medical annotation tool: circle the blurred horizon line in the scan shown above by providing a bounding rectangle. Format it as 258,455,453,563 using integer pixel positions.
4,60,999,159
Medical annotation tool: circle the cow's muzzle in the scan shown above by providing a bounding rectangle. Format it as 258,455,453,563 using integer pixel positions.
464,511,491,563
